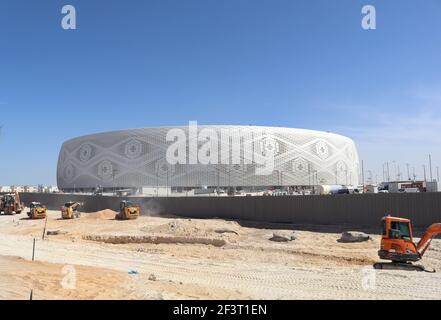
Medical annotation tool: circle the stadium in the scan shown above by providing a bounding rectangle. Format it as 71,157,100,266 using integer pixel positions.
57,125,360,193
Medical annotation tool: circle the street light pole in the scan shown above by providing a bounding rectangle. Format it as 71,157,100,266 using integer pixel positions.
429,154,433,182
361,160,365,189
392,161,396,181
386,161,390,182
308,163,311,190
437,166,440,183
315,171,319,187
382,163,385,182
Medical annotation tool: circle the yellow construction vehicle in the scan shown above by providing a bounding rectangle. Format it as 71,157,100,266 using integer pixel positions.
0,192,24,215
27,202,47,219
61,201,83,219
115,200,140,220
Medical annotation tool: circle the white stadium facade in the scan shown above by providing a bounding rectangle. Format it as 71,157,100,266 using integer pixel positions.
57,125,360,192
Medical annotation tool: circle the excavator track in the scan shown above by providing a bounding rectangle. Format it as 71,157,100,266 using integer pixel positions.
373,262,435,273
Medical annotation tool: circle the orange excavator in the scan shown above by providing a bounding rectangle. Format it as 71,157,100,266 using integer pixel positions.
374,216,441,272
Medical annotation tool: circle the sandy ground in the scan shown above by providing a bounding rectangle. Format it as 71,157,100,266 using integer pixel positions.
0,209,440,300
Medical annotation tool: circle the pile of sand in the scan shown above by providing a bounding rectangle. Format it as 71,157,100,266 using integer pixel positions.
83,209,117,220
145,220,206,237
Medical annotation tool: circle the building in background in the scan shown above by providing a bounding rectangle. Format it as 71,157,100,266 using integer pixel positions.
0,186,12,193
57,126,360,193
11,186,24,193
381,180,438,193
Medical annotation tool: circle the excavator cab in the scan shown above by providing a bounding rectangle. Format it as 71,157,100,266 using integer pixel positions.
379,216,420,263
384,219,412,240
28,202,47,219
115,200,140,220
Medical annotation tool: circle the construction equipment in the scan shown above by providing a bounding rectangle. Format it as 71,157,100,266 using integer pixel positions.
374,216,441,272
27,202,47,219
115,200,140,220
61,201,83,219
0,192,24,215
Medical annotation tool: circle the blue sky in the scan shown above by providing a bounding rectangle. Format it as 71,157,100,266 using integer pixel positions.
1,0,441,185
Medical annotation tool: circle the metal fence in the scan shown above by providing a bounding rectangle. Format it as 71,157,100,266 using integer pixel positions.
18,192,441,228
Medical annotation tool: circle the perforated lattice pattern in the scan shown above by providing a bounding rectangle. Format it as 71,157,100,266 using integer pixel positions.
57,126,360,188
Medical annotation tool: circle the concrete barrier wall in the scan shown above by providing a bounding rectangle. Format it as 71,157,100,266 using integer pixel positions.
19,193,441,228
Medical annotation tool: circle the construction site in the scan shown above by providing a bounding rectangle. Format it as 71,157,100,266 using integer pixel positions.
0,192,441,300
2,1,441,303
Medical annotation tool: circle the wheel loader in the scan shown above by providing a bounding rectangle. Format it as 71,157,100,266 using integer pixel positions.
115,200,140,220
27,202,47,219
61,201,83,219
0,192,24,215
374,215,441,272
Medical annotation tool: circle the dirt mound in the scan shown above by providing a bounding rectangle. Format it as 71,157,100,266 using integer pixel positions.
84,209,117,220
145,220,206,237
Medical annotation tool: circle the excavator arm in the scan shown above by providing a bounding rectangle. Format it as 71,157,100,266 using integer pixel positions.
416,223,441,257
15,191,20,204
14,191,24,211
